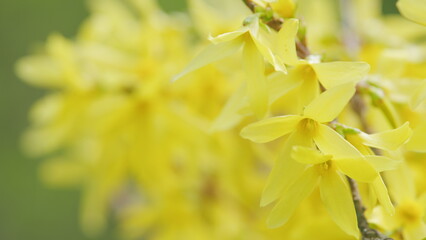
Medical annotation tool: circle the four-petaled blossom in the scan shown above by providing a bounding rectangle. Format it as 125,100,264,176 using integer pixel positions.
240,82,401,236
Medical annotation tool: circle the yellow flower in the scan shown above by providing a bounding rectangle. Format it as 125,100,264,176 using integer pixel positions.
266,146,363,237
241,83,379,199
239,81,405,236
345,123,412,215
210,19,370,130
270,0,296,18
371,164,426,240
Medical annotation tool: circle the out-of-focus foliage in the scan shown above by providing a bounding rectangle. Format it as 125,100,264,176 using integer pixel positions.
15,0,426,239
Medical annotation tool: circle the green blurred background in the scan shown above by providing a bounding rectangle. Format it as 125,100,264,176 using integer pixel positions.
0,0,397,239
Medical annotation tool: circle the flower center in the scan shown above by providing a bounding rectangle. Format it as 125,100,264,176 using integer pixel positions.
317,160,333,175
396,200,424,225
298,118,318,137
298,64,316,82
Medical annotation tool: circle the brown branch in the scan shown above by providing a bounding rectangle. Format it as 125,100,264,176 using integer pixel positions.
348,178,393,240
242,0,256,12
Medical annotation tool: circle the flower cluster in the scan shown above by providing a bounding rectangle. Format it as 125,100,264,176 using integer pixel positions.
17,0,426,239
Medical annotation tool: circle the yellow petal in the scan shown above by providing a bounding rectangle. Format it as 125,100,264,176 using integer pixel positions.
372,177,395,216
314,124,363,159
333,157,378,182
411,80,426,108
210,86,249,131
208,27,249,44
303,82,356,123
39,158,87,187
406,121,426,152
249,18,287,73
243,38,269,118
294,71,320,112
384,163,416,203
172,39,242,81
261,130,314,206
267,71,303,103
291,64,320,111
240,115,302,143
359,122,412,151
319,170,359,238
267,167,319,228
276,18,299,66
403,222,426,240
312,61,370,89
291,146,332,165
271,0,296,18
397,0,426,26
16,56,63,88
365,155,401,172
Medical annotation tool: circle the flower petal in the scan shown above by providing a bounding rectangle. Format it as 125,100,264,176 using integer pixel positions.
267,167,319,228
291,146,332,165
208,27,249,44
406,121,426,152
172,39,242,81
365,155,401,172
359,122,412,151
333,157,378,182
314,124,363,159
303,82,356,123
210,86,249,131
16,55,64,88
372,177,395,216
240,115,302,143
397,0,426,26
297,66,320,111
384,163,416,203
268,70,303,104
249,18,287,73
243,38,269,118
312,61,370,89
276,18,299,66
411,80,426,108
261,130,314,206
403,222,426,240
319,170,359,238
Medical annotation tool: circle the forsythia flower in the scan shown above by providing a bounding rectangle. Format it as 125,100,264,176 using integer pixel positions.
240,82,399,237
17,0,426,239
372,163,426,240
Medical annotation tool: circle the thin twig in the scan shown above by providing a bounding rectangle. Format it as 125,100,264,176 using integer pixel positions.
242,0,256,12
348,178,393,240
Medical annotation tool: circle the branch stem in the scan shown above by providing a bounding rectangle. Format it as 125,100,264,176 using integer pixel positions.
347,178,393,240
